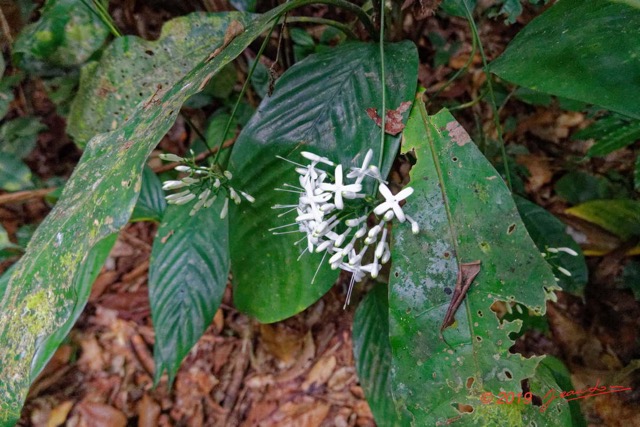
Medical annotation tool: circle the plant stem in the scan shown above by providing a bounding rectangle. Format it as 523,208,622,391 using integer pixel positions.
79,0,122,38
283,16,358,40
212,20,279,166
377,0,386,171
286,0,377,39
464,3,512,191
426,25,478,109
181,113,216,157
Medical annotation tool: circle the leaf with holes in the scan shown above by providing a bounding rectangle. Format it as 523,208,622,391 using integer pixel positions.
490,0,640,119
228,41,418,323
67,12,254,147
388,103,568,425
0,6,296,422
149,198,229,385
353,283,409,426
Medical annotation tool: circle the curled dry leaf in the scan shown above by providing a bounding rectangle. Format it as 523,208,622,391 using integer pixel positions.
366,101,412,135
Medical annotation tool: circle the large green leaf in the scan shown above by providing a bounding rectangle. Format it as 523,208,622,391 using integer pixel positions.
149,198,229,385
489,0,640,119
565,199,640,241
228,41,418,322
0,6,295,423
0,117,47,158
12,0,109,74
0,152,33,191
30,233,117,379
353,283,408,426
131,166,167,222
67,12,254,147
388,104,568,425
515,196,588,294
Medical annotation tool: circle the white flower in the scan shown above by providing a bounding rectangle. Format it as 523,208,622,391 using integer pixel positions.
175,165,191,172
301,151,334,166
406,215,420,234
319,164,363,210
159,153,184,162
373,183,414,223
347,149,385,184
220,198,229,219
557,266,572,277
162,180,187,190
173,193,196,205
240,191,255,203
548,247,578,256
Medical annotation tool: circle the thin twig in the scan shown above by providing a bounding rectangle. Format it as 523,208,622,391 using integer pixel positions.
0,188,56,206
153,137,237,174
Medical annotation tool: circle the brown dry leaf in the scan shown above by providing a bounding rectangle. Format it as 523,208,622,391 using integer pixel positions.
75,402,127,427
515,154,554,193
547,303,623,370
78,336,105,371
277,400,331,427
302,355,337,391
366,101,412,135
46,400,74,427
401,0,442,19
328,366,355,391
260,323,305,365
449,52,481,69
137,394,161,427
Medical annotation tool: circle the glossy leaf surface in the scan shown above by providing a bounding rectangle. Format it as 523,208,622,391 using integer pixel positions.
389,104,566,425
353,284,408,426
490,0,640,119
149,198,229,384
228,41,418,322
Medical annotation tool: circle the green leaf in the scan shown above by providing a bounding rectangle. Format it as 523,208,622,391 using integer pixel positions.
131,166,167,222
12,0,110,74
0,6,295,422
555,171,614,205
149,197,229,385
440,0,477,17
353,283,409,426
490,0,640,119
30,233,117,379
515,196,588,294
0,117,47,158
587,120,640,157
0,152,33,191
0,224,21,261
67,12,255,147
389,105,567,425
565,199,640,240
531,356,587,427
228,41,418,322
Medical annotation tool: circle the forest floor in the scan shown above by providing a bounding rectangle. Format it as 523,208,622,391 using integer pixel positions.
1,1,639,426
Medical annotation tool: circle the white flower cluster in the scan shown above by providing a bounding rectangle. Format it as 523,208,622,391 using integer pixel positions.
272,149,418,306
159,153,254,217
541,246,578,278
